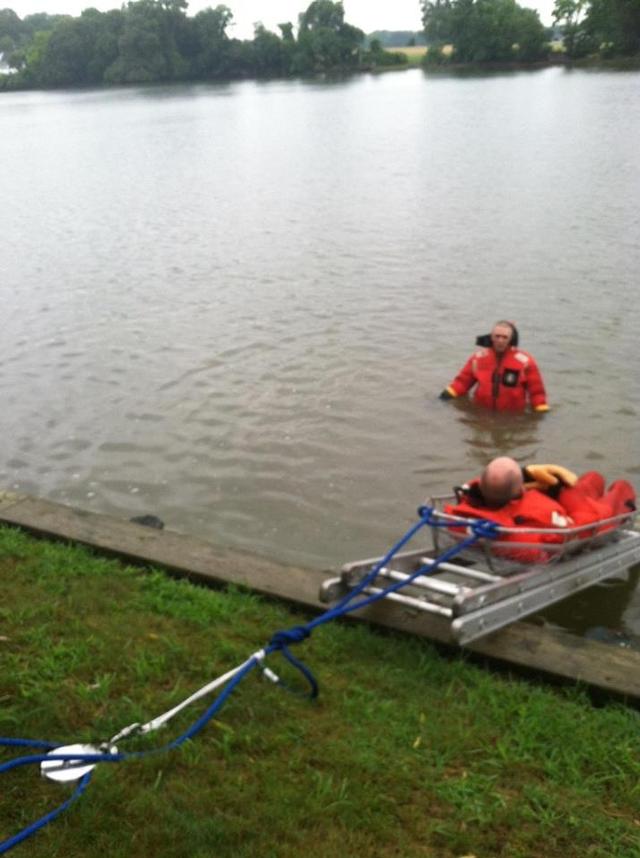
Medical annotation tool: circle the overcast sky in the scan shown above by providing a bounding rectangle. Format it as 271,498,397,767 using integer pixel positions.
7,0,556,34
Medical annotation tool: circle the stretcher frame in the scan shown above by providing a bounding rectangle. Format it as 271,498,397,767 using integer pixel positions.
319,498,640,645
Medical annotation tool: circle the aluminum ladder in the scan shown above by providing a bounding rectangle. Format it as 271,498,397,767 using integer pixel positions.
319,521,640,645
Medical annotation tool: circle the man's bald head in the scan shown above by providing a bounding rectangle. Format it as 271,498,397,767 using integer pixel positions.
480,457,524,507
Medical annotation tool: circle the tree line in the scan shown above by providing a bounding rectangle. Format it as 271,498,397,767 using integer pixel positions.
0,0,407,90
2,0,637,91
421,0,639,65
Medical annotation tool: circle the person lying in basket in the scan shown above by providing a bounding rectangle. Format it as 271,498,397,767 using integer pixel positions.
443,458,636,563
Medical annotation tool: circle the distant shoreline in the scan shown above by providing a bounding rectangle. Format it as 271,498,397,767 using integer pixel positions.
2,52,639,95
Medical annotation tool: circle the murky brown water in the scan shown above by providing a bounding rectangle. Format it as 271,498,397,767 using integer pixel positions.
1,68,639,635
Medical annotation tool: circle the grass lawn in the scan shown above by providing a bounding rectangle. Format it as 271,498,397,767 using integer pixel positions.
1,525,640,857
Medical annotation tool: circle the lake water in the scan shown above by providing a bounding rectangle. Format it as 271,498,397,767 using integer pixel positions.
1,67,639,635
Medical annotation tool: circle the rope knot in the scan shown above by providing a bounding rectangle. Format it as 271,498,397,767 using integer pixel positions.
471,518,500,539
417,505,436,524
269,626,311,649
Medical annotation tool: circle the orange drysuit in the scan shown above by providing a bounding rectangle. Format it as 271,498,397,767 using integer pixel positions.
557,473,636,531
446,346,548,412
444,473,636,563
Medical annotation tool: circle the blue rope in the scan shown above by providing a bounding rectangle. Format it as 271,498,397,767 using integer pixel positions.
264,513,499,692
0,506,497,853
0,738,56,751
0,772,92,855
267,627,318,698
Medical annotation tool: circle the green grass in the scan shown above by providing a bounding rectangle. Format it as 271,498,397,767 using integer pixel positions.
1,525,640,857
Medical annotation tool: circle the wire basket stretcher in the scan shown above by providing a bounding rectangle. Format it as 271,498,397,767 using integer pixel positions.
319,497,640,645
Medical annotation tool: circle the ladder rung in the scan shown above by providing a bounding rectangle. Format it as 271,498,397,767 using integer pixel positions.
362,586,453,617
379,567,466,597
418,557,501,583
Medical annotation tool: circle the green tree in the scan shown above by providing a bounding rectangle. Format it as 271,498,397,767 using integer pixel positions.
102,0,190,83
87,9,124,82
39,16,95,85
20,29,51,81
221,37,254,76
552,0,590,56
513,5,548,59
276,21,297,72
0,32,13,55
190,4,233,78
422,0,547,62
0,7,63,72
32,10,123,86
554,0,640,57
251,23,289,76
591,0,640,54
422,0,456,45
0,7,21,51
293,0,364,73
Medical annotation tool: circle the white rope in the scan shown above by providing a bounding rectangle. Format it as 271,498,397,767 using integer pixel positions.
108,648,274,745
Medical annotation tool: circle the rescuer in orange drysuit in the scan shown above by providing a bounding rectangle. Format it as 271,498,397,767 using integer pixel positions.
439,321,549,413
444,459,636,562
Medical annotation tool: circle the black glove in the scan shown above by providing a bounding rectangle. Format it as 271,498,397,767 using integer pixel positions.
439,389,454,401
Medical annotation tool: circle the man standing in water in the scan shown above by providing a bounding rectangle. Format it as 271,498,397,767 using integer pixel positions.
439,320,549,412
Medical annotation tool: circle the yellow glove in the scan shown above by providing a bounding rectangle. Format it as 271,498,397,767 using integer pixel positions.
523,464,578,491
533,404,550,413
439,386,458,401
